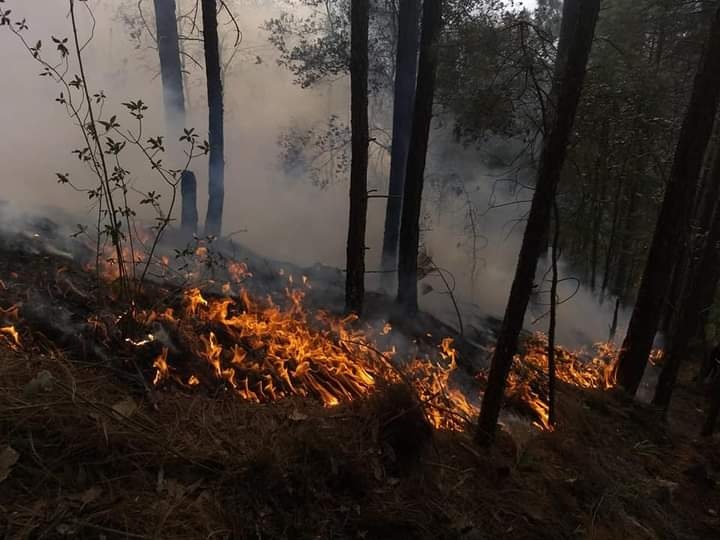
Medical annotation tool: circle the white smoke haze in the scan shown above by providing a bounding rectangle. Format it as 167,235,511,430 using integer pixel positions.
0,0,626,348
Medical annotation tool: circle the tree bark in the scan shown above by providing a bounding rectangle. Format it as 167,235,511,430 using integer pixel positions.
396,0,443,315
201,0,225,237
153,0,198,235
345,0,370,315
380,0,421,293
615,5,720,396
653,145,720,408
476,0,601,444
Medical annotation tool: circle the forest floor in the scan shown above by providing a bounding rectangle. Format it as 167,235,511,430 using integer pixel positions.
0,242,719,539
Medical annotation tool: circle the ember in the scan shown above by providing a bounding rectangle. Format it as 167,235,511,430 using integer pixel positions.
0,304,20,349
0,325,20,349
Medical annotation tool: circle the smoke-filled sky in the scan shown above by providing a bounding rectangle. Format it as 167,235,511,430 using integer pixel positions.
0,0,623,347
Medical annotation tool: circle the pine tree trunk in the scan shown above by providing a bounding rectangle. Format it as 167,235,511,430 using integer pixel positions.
476,0,601,444
380,0,421,293
653,199,720,407
345,0,370,315
153,0,198,235
615,5,720,396
396,0,443,315
201,0,225,237
653,145,720,408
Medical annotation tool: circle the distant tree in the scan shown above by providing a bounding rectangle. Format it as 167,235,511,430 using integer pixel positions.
476,0,601,444
555,0,710,307
201,0,225,236
614,2,720,396
152,0,198,236
380,0,420,293
396,0,444,315
345,0,370,314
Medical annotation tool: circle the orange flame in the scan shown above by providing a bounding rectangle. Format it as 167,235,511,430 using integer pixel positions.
0,325,20,349
152,348,169,385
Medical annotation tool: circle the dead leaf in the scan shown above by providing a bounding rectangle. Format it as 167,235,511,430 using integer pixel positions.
112,397,138,419
0,446,20,483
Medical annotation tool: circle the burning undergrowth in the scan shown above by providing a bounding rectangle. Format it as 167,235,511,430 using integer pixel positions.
0,219,632,435
0,235,479,432
2,243,718,538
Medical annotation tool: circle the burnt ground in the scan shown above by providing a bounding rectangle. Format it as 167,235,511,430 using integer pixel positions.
0,245,719,539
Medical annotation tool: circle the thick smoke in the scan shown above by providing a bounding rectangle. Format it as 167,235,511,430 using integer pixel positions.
0,0,625,348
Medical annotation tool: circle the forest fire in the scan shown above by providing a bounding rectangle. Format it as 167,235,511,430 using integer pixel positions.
0,257,629,432
118,270,625,432
146,279,401,414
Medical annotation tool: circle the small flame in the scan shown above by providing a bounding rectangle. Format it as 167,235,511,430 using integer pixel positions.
153,348,169,385
0,325,20,348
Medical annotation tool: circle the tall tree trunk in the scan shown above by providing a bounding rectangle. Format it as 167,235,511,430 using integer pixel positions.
653,142,720,408
380,0,421,293
653,147,720,408
663,137,720,337
201,0,225,237
345,0,370,314
615,5,720,396
476,0,601,444
153,0,198,235
396,0,443,315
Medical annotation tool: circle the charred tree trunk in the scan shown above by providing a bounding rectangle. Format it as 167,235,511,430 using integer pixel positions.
476,0,601,444
201,0,225,237
345,0,370,315
653,148,720,408
396,0,443,315
153,0,198,235
615,5,720,396
380,0,421,293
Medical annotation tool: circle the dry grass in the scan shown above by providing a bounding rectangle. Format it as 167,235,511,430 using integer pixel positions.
0,248,718,539
1,345,719,539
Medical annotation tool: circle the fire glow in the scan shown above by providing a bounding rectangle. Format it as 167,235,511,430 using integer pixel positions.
138,271,623,431
0,260,630,432
1,304,21,349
